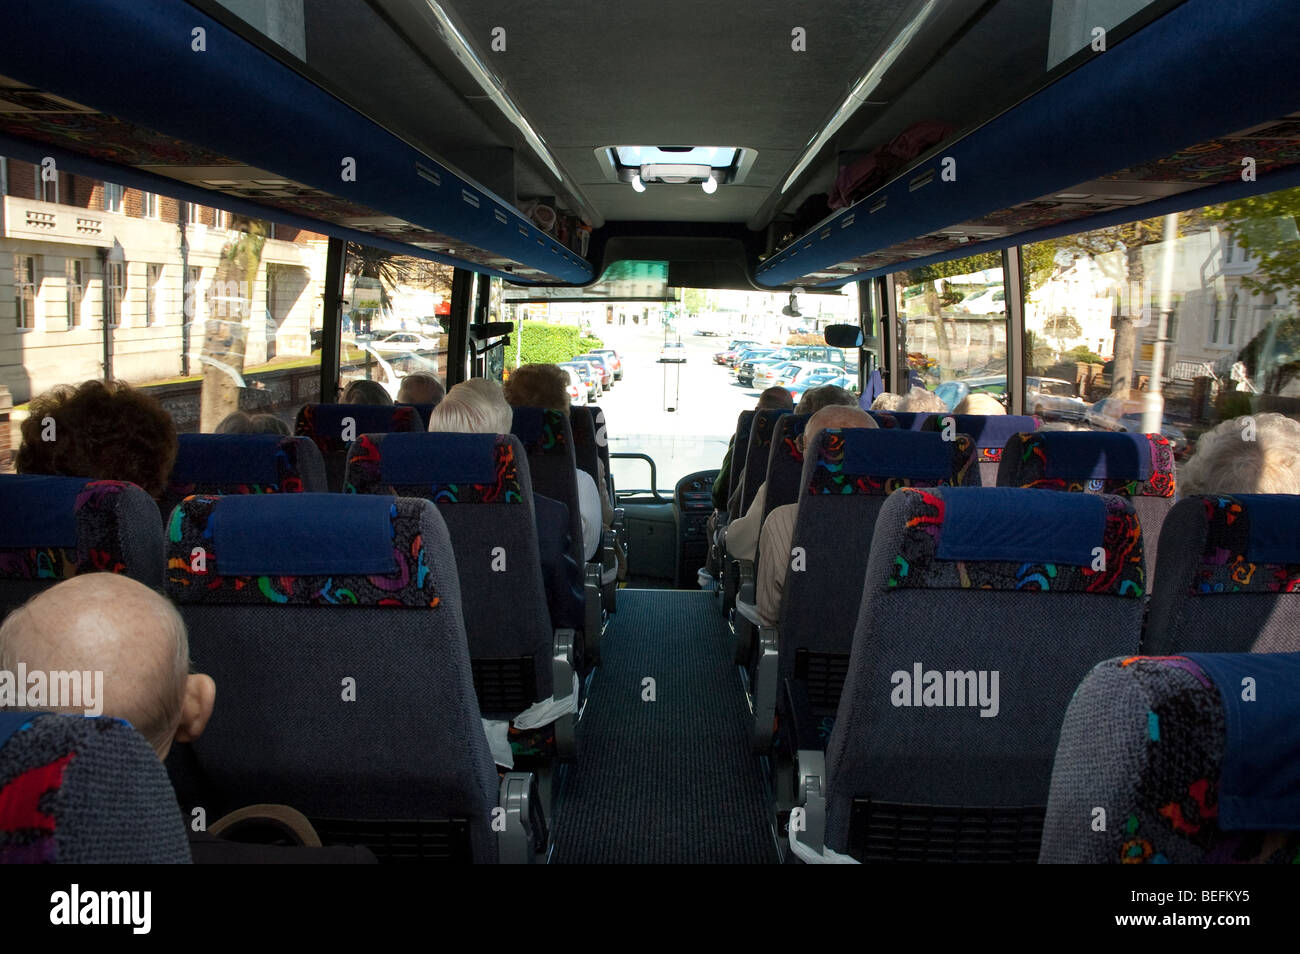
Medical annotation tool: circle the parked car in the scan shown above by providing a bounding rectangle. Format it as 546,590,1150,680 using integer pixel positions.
1027,376,1089,421
561,361,601,402
658,341,687,363
560,366,588,406
787,372,856,403
571,356,611,390
373,331,441,353
1085,396,1190,458
584,351,618,386
737,355,792,387
956,287,1006,315
728,347,775,369
767,361,847,388
589,348,623,380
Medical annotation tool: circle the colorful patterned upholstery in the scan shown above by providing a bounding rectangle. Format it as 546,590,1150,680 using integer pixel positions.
0,712,190,863
760,413,809,524
924,414,1041,487
345,433,525,503
1145,494,1300,654
161,434,327,518
0,476,163,611
1040,655,1300,863
294,403,420,492
806,428,978,495
885,487,1146,598
999,431,1175,497
165,494,440,608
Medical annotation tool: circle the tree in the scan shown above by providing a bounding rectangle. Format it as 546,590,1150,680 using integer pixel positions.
346,243,413,320
199,215,268,432
1204,186,1300,295
1237,314,1300,394
1043,313,1082,347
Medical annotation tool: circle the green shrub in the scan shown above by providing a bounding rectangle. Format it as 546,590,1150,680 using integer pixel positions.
1061,345,1105,365
515,322,581,366
578,334,604,351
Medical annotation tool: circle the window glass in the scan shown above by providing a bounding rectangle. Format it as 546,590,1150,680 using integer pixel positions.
1022,184,1300,471
895,251,1007,408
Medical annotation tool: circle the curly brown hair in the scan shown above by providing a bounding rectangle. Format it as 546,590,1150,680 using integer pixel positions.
502,363,569,412
16,380,179,498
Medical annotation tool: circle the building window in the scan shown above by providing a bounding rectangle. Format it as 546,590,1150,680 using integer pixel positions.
66,259,85,329
33,166,58,203
187,265,203,323
146,263,164,326
186,202,203,226
1209,293,1220,344
142,192,158,219
104,182,124,213
14,255,38,330
1227,291,1239,346
107,262,126,327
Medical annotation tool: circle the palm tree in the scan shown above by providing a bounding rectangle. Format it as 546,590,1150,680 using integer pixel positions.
199,215,268,432
346,243,414,331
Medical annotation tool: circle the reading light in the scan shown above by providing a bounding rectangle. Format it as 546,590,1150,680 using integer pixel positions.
632,174,646,193
701,175,718,194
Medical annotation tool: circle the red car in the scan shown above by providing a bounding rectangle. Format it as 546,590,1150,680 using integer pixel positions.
588,348,623,381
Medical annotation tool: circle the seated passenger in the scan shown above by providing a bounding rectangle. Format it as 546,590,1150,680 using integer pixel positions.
0,574,374,863
341,379,393,405
725,385,860,563
431,379,585,631
898,386,949,413
215,410,292,435
756,405,877,627
712,386,795,515
870,392,903,411
16,379,178,500
1178,412,1300,496
396,372,446,407
503,364,605,562
952,392,1006,415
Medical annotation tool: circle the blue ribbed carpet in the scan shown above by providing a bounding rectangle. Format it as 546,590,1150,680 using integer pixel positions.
551,590,778,863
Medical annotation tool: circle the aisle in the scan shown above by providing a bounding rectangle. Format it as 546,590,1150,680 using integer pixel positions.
551,589,779,863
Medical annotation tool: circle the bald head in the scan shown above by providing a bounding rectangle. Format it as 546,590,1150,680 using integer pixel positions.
0,574,213,758
804,405,876,457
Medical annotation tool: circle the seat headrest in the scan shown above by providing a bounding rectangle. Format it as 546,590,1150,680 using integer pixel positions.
882,487,1145,597
0,474,96,548
772,414,809,464
926,414,1040,463
1005,431,1175,497
510,406,569,453
170,433,308,488
868,410,932,431
1189,494,1300,594
807,428,974,495
165,494,442,607
346,432,525,503
295,403,419,452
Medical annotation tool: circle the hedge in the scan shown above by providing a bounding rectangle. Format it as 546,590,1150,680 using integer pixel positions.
514,321,603,367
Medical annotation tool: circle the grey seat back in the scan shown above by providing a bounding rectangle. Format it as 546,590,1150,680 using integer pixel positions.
511,407,585,575
344,431,552,714
759,413,809,526
738,409,790,517
294,403,421,492
163,492,499,862
588,404,613,499
568,406,602,488
825,487,1146,861
1041,653,1300,863
160,433,327,519
728,410,756,510
1145,493,1300,655
778,429,979,710
0,475,163,615
998,430,1175,583
0,712,191,863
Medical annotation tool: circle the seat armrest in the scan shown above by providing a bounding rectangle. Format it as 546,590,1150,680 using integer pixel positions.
583,563,604,664
497,771,546,863
751,626,779,751
552,628,575,702
784,679,828,859
737,558,756,605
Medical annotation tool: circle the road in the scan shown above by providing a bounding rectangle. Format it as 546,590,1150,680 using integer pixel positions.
584,322,772,494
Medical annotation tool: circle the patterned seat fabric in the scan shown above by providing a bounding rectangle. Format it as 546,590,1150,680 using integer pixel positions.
163,493,501,862
1040,654,1300,863
824,487,1145,861
511,407,585,575
777,429,979,715
760,413,809,525
737,409,791,517
0,475,163,614
160,433,327,520
294,403,420,492
1145,494,1300,655
999,431,1174,583
0,712,190,863
344,432,554,718
924,413,1041,488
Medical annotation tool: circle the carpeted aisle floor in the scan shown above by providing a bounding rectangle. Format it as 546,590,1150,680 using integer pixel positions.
551,589,779,863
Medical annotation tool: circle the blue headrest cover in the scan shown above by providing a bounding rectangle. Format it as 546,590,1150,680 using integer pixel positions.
173,433,285,485
0,474,90,547
840,429,952,479
378,432,498,485
211,493,396,576
511,406,544,443
1183,652,1300,830
869,411,931,431
306,403,406,435
1232,494,1300,563
1039,431,1152,480
936,487,1106,566
939,414,1038,448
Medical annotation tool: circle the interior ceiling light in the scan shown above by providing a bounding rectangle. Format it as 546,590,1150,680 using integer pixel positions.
781,0,939,194
631,174,646,193
702,175,718,194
